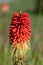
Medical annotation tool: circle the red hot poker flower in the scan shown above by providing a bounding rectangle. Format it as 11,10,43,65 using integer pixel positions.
9,12,31,45
2,3,9,12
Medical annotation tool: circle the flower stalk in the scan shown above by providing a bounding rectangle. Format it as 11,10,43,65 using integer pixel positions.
9,12,31,65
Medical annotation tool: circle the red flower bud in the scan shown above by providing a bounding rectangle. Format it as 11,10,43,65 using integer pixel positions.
9,12,31,45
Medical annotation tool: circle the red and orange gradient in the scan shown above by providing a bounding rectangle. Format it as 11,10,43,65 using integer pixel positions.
9,12,31,45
